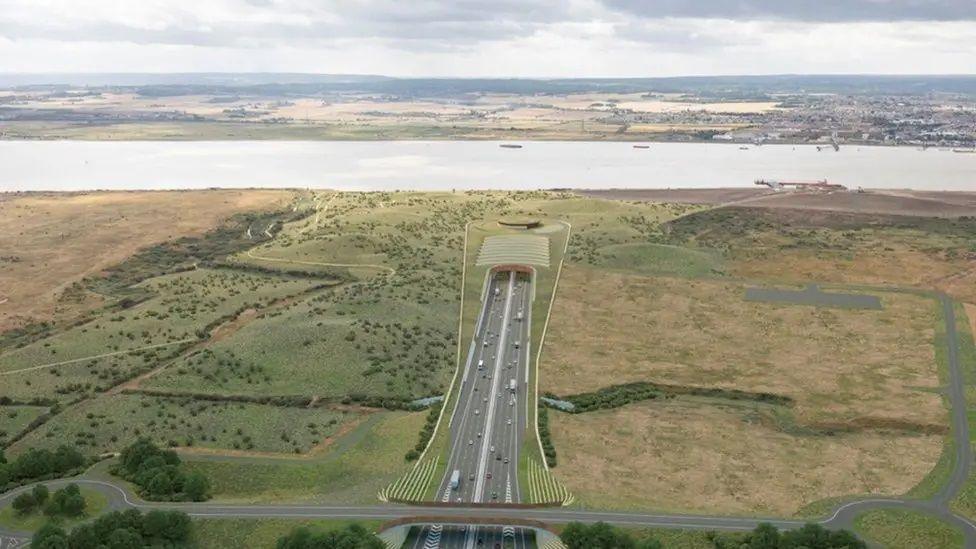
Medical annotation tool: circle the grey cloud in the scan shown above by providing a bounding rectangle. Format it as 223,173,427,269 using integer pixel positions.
602,0,976,22
0,0,563,47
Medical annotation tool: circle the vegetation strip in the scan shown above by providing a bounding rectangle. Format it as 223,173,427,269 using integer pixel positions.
547,381,792,414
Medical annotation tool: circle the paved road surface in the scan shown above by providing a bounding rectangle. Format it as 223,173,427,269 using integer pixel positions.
414,270,534,548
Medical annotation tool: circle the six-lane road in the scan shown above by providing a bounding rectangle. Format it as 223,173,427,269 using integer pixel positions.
413,270,534,548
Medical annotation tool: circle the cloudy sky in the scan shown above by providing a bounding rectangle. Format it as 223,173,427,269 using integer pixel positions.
0,0,973,76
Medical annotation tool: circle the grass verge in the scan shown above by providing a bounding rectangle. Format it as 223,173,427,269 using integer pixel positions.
854,509,963,549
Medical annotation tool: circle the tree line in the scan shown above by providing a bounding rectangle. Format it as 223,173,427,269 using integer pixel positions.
32,508,192,549
0,446,86,491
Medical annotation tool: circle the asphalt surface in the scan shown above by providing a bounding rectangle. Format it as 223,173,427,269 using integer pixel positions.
414,270,534,548
2,294,974,549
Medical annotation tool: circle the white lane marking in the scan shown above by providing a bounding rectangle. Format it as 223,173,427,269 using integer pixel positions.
473,272,515,503
441,277,502,498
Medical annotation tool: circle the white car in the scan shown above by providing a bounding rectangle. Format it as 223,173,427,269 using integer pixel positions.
507,418,512,425
468,439,473,445
475,410,480,415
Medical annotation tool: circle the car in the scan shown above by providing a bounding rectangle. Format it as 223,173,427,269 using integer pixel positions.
496,454,501,461
507,418,512,425
468,439,473,445
477,432,482,438
469,474,475,481
483,397,488,402
491,491,498,500
457,497,462,503
514,341,520,348
504,457,509,464
475,409,480,415
486,472,492,479
490,445,495,453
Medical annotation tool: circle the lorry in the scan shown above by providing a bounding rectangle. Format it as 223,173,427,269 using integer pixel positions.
450,469,461,490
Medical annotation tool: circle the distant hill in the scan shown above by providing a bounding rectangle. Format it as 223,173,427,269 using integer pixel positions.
2,73,975,98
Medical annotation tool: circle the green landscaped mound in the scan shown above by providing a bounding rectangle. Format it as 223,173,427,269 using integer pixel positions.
593,242,724,278
854,509,964,549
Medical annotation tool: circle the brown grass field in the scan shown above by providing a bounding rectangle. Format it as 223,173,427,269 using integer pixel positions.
543,265,944,429
542,264,946,515
549,399,942,516
0,190,295,332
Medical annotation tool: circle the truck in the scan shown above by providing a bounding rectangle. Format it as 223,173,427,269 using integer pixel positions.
450,469,461,490
510,379,517,393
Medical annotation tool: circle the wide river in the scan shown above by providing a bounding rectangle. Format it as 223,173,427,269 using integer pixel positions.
0,141,972,191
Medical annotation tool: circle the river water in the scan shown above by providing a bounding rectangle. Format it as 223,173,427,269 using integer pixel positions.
0,141,972,191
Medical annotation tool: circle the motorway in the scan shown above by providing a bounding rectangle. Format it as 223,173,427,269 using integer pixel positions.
413,269,534,548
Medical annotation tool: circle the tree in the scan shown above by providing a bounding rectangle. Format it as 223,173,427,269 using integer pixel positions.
750,522,781,549
60,489,86,517
45,484,85,517
32,484,50,506
147,470,174,496
32,523,68,549
106,527,143,549
142,509,191,542
11,491,36,514
183,471,210,502
67,524,101,549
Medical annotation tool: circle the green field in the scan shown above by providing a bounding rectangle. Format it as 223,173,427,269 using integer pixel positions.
190,518,384,549
0,486,109,532
183,411,425,503
854,509,964,549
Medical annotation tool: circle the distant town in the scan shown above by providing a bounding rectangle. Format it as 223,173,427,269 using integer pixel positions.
1,74,974,147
